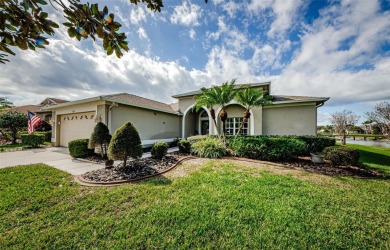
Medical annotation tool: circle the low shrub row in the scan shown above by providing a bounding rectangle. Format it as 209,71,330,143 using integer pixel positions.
228,137,306,161
20,134,45,147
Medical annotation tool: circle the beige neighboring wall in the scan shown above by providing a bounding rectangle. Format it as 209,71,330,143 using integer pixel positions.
110,104,181,140
262,103,317,136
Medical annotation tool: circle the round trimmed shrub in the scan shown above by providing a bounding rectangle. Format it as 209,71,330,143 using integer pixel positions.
68,139,94,158
151,141,169,159
178,139,191,153
191,137,226,158
108,122,143,167
323,146,360,166
88,122,111,158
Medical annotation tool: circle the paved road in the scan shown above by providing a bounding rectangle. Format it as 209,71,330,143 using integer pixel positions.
0,147,179,175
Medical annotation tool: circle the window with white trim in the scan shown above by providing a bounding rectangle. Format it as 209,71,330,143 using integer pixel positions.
224,117,248,135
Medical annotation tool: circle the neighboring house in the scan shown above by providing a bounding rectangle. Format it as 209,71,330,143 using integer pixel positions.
9,97,69,122
45,82,329,147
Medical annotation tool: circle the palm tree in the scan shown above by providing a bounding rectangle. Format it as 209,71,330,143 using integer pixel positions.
194,79,238,140
194,87,219,136
212,79,238,140
235,85,271,136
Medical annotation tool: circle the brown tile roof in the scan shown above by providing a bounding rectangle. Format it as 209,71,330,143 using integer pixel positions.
40,97,69,106
103,93,177,113
9,105,42,114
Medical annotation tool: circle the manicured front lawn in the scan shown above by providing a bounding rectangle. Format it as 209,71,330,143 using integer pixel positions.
0,143,29,151
0,146,389,248
346,144,390,176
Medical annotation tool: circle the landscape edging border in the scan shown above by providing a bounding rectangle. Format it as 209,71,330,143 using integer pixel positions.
75,156,196,186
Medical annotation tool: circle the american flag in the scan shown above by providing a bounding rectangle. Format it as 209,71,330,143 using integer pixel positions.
28,111,41,134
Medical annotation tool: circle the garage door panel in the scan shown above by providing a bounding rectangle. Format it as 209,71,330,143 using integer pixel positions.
60,112,96,147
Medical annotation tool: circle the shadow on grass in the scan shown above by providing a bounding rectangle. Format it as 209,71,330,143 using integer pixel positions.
356,148,390,177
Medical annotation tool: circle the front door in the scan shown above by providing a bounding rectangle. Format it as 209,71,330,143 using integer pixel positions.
201,120,209,135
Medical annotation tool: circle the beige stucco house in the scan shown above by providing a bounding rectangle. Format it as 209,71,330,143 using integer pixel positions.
46,82,329,147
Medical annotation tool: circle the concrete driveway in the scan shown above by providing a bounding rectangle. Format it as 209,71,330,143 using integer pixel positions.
0,147,104,175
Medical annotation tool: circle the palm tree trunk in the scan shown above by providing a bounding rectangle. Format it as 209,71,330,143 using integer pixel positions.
222,120,227,144
236,117,247,137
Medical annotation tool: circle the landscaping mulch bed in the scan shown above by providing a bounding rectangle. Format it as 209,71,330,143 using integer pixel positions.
83,155,107,164
281,157,384,178
82,155,183,182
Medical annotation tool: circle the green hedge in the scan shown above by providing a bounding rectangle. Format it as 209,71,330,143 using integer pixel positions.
35,131,52,142
20,134,45,147
292,136,335,154
323,146,360,166
228,136,306,161
68,139,94,158
236,135,335,155
151,141,168,159
191,137,226,158
178,139,191,154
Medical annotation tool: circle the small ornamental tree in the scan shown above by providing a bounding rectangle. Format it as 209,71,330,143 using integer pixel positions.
107,122,143,167
88,122,111,158
366,101,390,139
330,110,359,145
0,111,28,144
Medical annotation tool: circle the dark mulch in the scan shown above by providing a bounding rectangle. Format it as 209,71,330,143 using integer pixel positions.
82,155,182,182
280,157,384,178
83,155,107,164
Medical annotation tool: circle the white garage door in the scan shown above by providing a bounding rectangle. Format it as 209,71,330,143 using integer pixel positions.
60,112,96,147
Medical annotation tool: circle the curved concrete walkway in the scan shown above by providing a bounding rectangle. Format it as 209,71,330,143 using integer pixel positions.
0,147,105,175
0,147,179,175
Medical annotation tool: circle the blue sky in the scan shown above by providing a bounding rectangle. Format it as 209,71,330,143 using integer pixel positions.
1,0,389,125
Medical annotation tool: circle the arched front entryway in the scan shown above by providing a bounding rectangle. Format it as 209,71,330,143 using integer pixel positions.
182,105,212,138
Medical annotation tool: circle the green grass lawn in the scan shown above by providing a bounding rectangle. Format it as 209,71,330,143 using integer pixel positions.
346,144,390,176
0,146,389,249
0,144,29,151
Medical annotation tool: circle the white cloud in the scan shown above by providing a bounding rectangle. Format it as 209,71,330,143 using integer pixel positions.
274,0,390,106
130,7,147,24
137,27,148,40
170,1,202,26
248,0,305,37
189,28,196,39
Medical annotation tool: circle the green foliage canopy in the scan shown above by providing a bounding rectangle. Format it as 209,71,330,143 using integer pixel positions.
88,122,111,158
0,97,13,108
0,111,28,143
